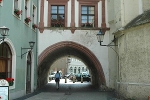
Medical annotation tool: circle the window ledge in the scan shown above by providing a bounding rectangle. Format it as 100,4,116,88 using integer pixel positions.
13,14,21,20
32,28,37,32
45,27,101,30
9,85,15,90
24,22,30,27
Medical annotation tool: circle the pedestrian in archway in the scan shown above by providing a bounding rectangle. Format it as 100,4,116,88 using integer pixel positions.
55,71,61,90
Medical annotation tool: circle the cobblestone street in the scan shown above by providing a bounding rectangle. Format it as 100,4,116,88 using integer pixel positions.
14,79,115,100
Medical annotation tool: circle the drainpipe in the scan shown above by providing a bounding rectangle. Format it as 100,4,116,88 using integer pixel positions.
108,46,119,91
112,28,125,91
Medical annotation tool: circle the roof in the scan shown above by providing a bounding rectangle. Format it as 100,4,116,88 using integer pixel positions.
124,9,150,29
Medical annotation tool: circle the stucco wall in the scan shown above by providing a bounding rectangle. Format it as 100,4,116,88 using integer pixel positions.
117,23,150,100
142,0,150,11
38,29,113,86
0,0,38,99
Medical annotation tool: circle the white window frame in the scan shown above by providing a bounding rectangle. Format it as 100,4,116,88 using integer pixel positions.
0,0,3,6
32,3,37,30
24,0,31,25
13,0,22,19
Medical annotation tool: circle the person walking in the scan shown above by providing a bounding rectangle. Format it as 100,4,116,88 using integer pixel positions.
55,71,61,90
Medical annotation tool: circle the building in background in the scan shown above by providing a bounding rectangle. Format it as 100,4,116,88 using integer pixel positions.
107,0,150,99
67,58,89,75
49,57,89,78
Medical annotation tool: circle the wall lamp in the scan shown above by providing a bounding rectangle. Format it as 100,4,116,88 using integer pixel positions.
21,41,35,59
0,26,9,43
96,29,117,46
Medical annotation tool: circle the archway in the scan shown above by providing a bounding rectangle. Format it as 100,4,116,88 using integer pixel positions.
38,41,106,88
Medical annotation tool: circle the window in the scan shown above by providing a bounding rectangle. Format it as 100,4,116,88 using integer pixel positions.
0,0,3,6
51,6,65,27
78,67,80,73
74,67,76,74
81,6,95,27
0,43,12,79
70,67,72,73
13,0,22,18
47,0,68,27
24,0,31,24
32,5,37,30
78,0,98,28
82,67,84,72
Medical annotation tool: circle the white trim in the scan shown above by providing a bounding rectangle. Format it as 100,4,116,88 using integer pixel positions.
32,2,37,31
0,0,3,6
24,0,31,26
4,38,16,90
138,0,143,14
24,50,35,94
98,1,102,27
13,0,22,19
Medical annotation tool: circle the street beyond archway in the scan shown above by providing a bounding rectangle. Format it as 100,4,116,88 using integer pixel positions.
15,79,115,100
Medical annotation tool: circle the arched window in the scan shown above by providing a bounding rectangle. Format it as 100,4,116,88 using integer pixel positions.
78,67,80,73
0,42,12,79
82,67,84,72
70,67,72,73
74,67,76,74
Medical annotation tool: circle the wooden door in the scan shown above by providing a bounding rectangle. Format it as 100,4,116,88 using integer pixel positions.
26,53,31,94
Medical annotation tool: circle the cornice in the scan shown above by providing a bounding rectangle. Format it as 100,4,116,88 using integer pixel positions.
77,0,100,1
47,0,69,3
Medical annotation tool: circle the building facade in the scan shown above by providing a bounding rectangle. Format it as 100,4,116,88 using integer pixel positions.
49,57,89,79
107,0,150,99
38,0,114,90
0,0,38,99
67,58,89,75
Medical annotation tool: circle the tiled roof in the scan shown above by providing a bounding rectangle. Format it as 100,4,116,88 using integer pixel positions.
124,9,150,29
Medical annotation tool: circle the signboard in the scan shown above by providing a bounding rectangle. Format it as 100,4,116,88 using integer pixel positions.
0,79,9,100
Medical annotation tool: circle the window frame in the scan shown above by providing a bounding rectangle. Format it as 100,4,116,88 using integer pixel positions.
0,0,3,6
47,0,69,27
24,0,31,25
0,43,12,79
32,4,37,30
81,6,95,27
13,0,22,18
51,5,65,27
78,0,98,28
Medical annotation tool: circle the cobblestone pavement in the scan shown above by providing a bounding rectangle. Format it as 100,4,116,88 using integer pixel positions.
14,79,115,100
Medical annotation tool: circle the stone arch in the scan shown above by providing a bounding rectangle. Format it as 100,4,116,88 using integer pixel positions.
38,41,106,88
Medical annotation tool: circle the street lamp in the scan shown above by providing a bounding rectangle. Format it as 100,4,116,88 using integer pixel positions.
97,29,120,91
21,41,35,59
96,29,117,46
0,26,9,42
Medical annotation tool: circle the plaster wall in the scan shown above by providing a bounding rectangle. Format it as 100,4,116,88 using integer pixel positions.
0,0,38,99
38,29,112,86
107,0,114,23
121,0,139,26
38,0,118,87
108,0,141,30
117,23,150,100
142,0,150,11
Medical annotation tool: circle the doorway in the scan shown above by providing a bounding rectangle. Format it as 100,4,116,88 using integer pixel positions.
26,52,32,94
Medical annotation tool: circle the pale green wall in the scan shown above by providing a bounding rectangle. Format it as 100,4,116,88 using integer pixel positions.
0,0,38,99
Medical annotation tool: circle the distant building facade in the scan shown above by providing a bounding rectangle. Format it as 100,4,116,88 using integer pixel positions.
67,58,89,75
